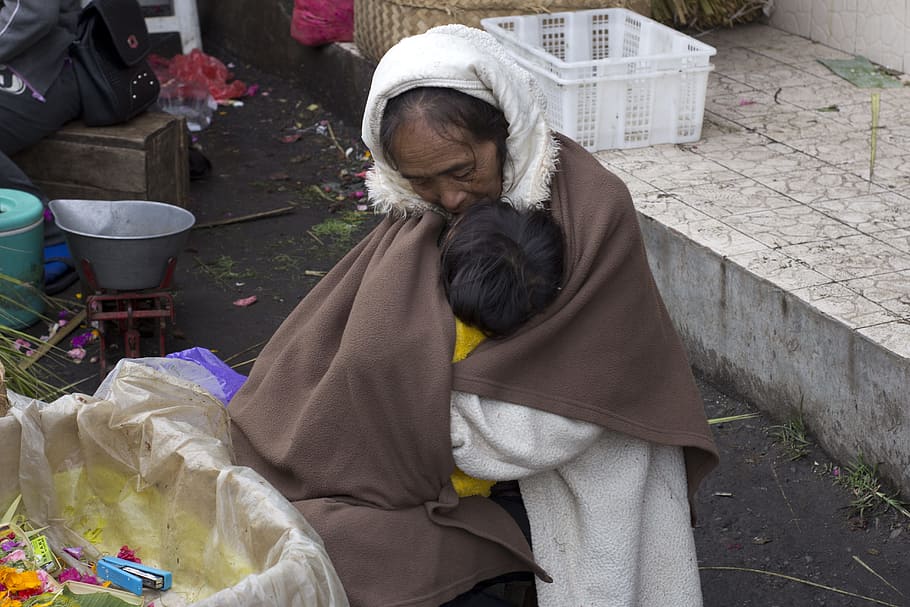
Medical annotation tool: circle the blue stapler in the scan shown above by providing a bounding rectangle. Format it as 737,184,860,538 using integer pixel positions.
96,556,173,595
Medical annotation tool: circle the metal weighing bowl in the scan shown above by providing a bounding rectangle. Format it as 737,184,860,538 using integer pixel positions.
48,199,196,291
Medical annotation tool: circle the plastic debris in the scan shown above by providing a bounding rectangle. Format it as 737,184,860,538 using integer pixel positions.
150,50,249,131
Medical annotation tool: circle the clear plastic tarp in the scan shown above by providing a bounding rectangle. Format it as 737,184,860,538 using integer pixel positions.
1,357,348,606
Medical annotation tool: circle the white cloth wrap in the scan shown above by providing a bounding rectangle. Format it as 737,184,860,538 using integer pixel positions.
451,392,704,607
2,358,348,607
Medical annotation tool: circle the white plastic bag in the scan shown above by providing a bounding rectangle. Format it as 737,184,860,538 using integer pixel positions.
1,358,348,606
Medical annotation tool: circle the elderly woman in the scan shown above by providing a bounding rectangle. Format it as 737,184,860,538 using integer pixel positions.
229,25,718,607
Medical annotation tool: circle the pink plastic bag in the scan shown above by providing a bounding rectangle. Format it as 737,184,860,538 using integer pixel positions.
150,50,247,105
290,0,354,47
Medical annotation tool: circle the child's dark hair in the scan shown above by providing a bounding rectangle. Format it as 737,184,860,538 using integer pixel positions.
441,199,564,339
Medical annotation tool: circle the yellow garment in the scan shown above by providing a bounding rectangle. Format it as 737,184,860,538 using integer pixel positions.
451,319,497,498
452,318,487,364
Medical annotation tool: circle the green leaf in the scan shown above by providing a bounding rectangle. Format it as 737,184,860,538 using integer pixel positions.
61,581,144,607
1,494,22,524
818,56,903,88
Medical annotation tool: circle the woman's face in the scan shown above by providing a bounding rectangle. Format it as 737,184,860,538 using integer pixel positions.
388,117,503,214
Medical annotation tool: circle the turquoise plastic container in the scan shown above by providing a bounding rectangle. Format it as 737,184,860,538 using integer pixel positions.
0,189,45,328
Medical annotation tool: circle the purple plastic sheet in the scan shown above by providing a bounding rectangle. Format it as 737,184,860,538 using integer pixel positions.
166,347,247,405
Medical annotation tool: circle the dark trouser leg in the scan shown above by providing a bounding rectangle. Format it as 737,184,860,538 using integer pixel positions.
440,589,517,607
0,60,81,201
1,60,81,249
441,482,536,607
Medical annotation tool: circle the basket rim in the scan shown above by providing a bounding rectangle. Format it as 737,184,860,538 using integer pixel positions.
374,0,617,11
481,8,717,70
513,52,715,85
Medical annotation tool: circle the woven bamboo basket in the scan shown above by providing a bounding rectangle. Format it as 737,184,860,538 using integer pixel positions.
354,0,652,63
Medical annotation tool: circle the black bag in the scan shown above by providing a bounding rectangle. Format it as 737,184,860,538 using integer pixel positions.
70,0,161,127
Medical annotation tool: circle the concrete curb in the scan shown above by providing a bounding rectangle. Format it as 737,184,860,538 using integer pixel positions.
640,215,910,496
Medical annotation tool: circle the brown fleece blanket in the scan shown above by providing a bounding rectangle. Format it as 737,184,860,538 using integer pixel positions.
229,135,718,607
454,136,719,496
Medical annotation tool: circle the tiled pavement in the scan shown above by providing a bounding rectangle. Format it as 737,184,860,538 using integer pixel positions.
589,22,910,494
596,22,910,356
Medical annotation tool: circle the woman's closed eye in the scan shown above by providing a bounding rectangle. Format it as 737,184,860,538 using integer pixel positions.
408,168,473,190
451,167,475,181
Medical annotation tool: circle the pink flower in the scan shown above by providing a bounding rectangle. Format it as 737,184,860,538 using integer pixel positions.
2,548,27,563
36,568,58,592
117,546,141,563
58,568,82,582
59,567,102,585
13,338,34,356
67,347,87,362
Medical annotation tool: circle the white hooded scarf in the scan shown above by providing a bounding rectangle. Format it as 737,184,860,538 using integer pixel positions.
361,24,559,216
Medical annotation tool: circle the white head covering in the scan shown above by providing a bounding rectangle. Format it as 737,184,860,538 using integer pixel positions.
361,24,559,216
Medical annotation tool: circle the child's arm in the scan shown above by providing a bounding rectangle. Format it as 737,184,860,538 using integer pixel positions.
450,391,602,480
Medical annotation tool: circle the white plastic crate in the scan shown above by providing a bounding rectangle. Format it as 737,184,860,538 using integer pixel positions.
482,9,716,151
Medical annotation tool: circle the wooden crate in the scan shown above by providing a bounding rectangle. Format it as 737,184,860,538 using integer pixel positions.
12,111,189,207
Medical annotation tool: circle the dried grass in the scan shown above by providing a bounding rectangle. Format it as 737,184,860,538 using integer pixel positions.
0,276,80,403
651,0,767,28
700,566,903,606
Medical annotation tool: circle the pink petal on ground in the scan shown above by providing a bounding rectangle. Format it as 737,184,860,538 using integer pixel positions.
14,338,34,356
233,296,258,307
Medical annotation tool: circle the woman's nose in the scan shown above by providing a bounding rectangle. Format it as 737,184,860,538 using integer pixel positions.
438,187,468,213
